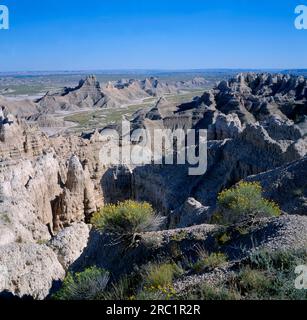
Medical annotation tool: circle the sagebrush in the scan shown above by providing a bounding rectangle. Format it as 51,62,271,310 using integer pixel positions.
91,200,164,237
54,267,109,300
213,181,281,225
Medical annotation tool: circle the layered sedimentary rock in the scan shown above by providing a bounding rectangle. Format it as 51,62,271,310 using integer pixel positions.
36,75,185,113
51,155,97,231
0,109,105,298
103,73,307,224
0,108,59,244
37,75,108,112
0,107,103,243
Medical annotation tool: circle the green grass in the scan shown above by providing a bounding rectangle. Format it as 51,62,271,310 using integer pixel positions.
183,283,240,300
103,104,148,123
238,267,272,294
63,90,207,133
64,112,96,126
236,249,307,300
193,250,228,273
143,262,183,288
181,248,307,300
64,102,153,133
100,277,132,300
51,248,306,301
0,84,47,96
53,267,109,300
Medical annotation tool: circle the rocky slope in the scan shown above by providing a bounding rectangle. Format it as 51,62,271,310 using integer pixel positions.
0,96,39,118
71,214,307,278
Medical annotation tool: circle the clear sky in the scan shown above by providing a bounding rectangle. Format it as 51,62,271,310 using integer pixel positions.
0,0,306,71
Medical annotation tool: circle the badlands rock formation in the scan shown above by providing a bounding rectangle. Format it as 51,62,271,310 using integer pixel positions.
0,73,306,299
36,75,186,113
51,155,97,231
37,75,109,112
104,73,307,222
175,77,209,89
0,75,210,138
0,96,39,118
0,108,108,298
1,75,209,118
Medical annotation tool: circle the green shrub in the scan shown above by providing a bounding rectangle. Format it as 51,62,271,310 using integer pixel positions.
171,231,188,242
182,283,240,300
101,277,132,300
249,248,307,273
54,267,109,300
135,288,164,300
193,248,228,273
91,200,164,237
143,262,183,288
217,232,232,245
238,267,272,293
237,249,307,300
182,249,307,300
213,182,281,226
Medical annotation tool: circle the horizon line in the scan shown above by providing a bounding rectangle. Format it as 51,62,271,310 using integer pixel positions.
0,67,306,75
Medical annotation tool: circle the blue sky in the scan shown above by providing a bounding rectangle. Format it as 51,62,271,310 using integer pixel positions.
0,0,306,71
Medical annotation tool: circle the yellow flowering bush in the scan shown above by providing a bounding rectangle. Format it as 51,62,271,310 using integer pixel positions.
213,182,281,225
138,284,177,300
91,200,164,236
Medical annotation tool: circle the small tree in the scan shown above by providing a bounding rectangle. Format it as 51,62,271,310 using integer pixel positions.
213,181,281,226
